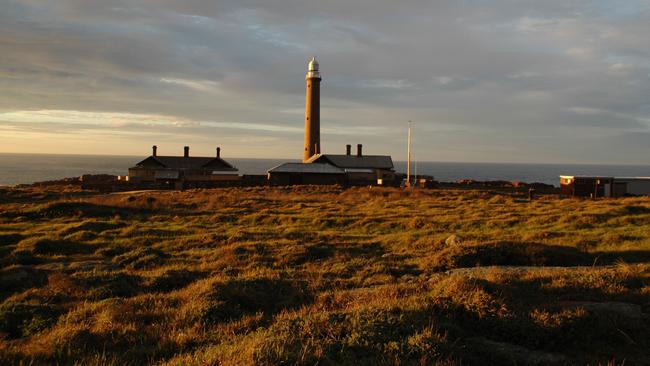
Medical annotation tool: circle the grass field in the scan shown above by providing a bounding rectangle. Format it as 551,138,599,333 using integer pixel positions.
0,185,649,365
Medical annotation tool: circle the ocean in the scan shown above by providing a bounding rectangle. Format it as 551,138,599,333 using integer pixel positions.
0,153,648,187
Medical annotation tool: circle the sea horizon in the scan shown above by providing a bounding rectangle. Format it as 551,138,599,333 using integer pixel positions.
2,151,648,167
1,152,648,187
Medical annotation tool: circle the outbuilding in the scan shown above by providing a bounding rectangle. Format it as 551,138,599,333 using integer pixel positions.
559,176,613,198
267,163,346,185
306,144,396,185
560,175,650,197
609,177,650,197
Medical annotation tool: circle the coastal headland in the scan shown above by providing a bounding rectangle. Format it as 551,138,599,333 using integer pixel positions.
0,184,649,365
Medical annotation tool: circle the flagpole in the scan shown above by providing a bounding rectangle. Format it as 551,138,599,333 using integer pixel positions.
407,120,412,188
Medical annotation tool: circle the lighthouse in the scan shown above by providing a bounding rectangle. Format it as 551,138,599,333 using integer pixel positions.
303,57,321,162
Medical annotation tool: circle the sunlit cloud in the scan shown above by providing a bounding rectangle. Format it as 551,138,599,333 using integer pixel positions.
0,110,197,127
159,78,220,91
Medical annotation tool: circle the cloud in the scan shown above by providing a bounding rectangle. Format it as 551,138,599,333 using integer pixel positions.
565,47,596,60
1,0,650,163
159,78,220,91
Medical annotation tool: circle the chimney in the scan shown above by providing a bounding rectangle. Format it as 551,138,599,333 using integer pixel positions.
357,144,363,157
152,145,157,157
216,147,221,158
184,146,189,158
346,144,351,156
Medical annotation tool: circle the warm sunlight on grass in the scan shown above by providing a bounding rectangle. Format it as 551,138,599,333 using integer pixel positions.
0,186,648,365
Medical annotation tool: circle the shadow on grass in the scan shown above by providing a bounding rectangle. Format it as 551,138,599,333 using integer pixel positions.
146,269,209,292
59,220,126,236
284,243,336,265
0,265,49,301
0,302,63,339
429,242,593,271
430,241,650,271
74,271,145,299
202,278,313,323
16,237,97,256
338,242,385,258
592,250,650,265
0,233,24,246
430,273,650,364
3,201,150,219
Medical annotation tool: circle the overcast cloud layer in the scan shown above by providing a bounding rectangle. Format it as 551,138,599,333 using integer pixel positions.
1,0,649,163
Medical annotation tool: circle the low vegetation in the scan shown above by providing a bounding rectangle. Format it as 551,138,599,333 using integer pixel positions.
0,185,648,365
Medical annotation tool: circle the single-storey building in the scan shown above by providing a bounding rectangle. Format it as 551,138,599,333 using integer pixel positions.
608,177,650,197
267,162,346,185
560,175,650,197
128,146,238,189
305,144,396,185
559,176,614,198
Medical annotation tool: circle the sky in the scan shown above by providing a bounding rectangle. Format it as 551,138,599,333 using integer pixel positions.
1,0,649,164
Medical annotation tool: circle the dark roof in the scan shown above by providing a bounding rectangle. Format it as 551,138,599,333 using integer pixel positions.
268,162,344,174
559,175,613,179
560,175,650,180
133,156,238,171
306,154,394,170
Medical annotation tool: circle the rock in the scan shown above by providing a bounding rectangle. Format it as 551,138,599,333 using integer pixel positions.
445,234,464,246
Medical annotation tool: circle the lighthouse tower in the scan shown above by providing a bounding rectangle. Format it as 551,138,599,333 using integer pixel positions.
303,57,321,162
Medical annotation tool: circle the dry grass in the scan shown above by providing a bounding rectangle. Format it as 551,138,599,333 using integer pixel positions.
0,185,649,365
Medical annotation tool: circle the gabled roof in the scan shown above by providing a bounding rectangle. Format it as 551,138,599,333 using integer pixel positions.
268,162,344,174
306,154,394,170
133,156,238,171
